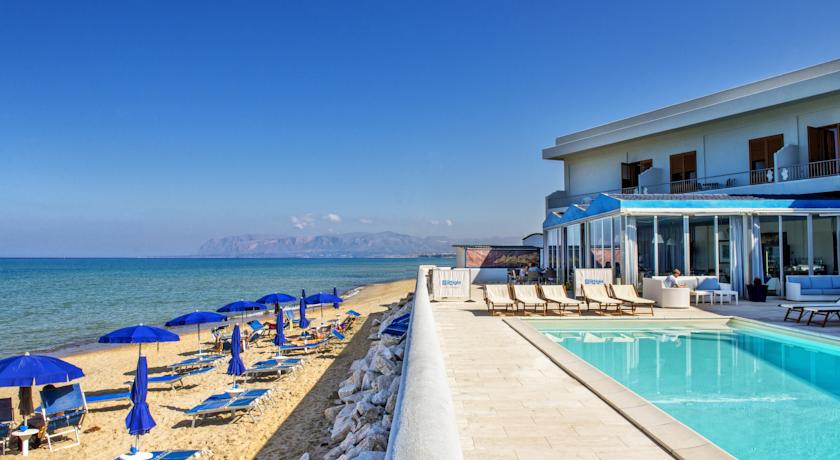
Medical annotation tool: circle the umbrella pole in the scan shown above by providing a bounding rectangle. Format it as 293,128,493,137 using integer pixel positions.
197,324,202,356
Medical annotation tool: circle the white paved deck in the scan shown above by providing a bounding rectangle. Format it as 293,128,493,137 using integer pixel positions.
433,287,839,459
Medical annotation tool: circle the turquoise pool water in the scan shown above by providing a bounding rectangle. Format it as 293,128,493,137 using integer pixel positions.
530,319,840,459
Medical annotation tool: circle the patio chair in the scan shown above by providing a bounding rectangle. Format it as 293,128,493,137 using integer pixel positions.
0,398,13,455
538,285,584,315
610,284,655,316
484,284,516,315
526,271,541,284
581,284,623,314
512,285,548,314
39,383,88,451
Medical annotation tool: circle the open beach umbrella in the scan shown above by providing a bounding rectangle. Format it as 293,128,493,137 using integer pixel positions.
217,300,267,324
272,311,287,357
0,353,85,426
227,325,246,391
125,355,155,456
305,292,343,323
99,324,180,355
299,298,310,330
256,293,297,315
165,311,227,355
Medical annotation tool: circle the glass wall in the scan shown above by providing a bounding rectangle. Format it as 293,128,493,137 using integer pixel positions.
565,224,581,283
758,216,780,293
782,216,809,278
637,217,655,278
689,216,715,276
657,216,685,275
612,216,622,280
813,216,838,275
588,220,605,268
718,217,731,283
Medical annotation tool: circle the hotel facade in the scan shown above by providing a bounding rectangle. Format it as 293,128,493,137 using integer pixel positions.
541,59,840,298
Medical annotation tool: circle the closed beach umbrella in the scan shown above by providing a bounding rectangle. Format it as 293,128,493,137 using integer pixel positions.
0,353,85,426
125,355,155,455
217,300,267,324
332,287,340,309
272,311,286,357
165,311,227,355
299,298,310,330
227,325,246,390
256,293,297,315
99,324,180,355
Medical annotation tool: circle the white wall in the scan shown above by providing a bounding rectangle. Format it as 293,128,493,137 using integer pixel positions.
561,92,840,196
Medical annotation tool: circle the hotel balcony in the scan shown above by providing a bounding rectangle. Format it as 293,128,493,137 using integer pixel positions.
546,158,840,212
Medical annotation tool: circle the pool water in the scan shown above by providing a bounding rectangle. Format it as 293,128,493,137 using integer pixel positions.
530,319,840,459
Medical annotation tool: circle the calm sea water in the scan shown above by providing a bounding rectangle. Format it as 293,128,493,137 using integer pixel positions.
533,319,840,459
0,257,451,357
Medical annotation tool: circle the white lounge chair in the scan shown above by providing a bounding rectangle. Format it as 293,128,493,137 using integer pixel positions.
484,285,516,315
512,285,547,314
539,285,584,315
581,284,622,314
610,284,655,316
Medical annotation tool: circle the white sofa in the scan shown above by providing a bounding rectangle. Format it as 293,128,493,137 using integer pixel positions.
642,276,731,308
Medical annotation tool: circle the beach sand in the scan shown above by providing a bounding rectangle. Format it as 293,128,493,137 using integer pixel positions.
0,278,415,460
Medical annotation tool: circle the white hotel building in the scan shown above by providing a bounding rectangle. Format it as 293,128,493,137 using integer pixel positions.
541,59,840,297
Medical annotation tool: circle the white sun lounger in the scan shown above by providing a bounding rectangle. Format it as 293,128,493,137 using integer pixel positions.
780,300,840,323
610,284,655,316
539,285,584,314
581,284,623,314
484,284,516,315
512,285,547,313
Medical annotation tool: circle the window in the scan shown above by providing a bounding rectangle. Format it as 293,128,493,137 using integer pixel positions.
812,216,838,275
749,134,783,184
669,151,697,193
636,217,655,278
782,216,808,281
689,216,715,276
657,216,685,275
621,159,652,191
718,217,731,283
807,124,840,177
758,216,780,293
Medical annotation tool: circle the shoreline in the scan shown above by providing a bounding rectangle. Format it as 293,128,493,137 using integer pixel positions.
37,280,397,359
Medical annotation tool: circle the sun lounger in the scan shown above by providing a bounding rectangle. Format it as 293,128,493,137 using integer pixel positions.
280,339,329,353
148,366,213,389
801,306,840,327
779,300,840,323
610,284,655,316
512,285,548,313
169,354,224,371
581,284,623,314
247,320,266,343
242,361,299,380
185,392,265,427
0,398,13,455
39,383,88,451
539,285,584,315
484,284,516,315
84,391,130,405
114,450,204,460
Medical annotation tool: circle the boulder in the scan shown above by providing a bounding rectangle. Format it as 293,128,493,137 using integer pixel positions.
385,392,397,414
381,333,402,347
299,453,310,460
331,415,356,441
350,359,368,372
372,374,394,392
339,431,357,451
371,355,396,375
352,451,386,460
361,371,377,390
325,405,343,422
370,389,389,406
325,445,345,460
338,383,358,401
355,400,382,423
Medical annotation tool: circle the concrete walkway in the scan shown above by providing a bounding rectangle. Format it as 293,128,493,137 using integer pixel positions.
432,288,840,459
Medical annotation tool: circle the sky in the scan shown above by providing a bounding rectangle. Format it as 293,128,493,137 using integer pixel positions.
1,1,839,256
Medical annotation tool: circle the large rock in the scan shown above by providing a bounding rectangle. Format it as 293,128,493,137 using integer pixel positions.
370,389,390,406
331,414,356,441
325,405,343,422
381,333,402,347
361,371,377,390
372,374,394,392
325,445,345,460
338,383,358,401
371,355,397,375
350,358,368,372
385,392,397,414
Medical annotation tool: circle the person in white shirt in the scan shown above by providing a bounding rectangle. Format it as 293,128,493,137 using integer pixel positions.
664,268,684,288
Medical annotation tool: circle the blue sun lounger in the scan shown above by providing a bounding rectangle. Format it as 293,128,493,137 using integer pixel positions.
147,366,213,389
40,383,88,451
241,360,299,381
168,354,224,371
246,320,266,343
85,391,130,405
114,450,202,460
185,391,266,427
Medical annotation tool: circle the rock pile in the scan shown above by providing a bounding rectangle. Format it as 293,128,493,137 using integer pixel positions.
313,295,413,460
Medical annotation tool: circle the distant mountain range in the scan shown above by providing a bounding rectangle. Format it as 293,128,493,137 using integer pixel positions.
197,231,520,258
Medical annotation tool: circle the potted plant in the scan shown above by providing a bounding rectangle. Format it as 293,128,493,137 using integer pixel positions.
747,277,768,302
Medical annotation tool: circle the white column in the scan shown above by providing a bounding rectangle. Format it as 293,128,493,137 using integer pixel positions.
653,216,659,276
807,215,814,276
714,216,720,279
683,215,690,275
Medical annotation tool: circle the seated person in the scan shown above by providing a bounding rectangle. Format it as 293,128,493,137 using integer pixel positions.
664,269,685,288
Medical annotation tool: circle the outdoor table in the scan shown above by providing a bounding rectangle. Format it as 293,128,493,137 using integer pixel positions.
714,290,738,304
12,428,39,456
692,290,713,304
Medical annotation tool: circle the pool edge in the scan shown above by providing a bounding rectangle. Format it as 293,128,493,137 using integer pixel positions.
504,317,735,460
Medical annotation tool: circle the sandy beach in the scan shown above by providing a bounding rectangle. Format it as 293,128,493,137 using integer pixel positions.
0,278,415,460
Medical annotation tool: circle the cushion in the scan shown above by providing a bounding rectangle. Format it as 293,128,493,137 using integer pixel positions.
697,278,721,291
832,277,840,289
822,289,840,295
788,276,810,289
801,289,823,295
811,277,833,290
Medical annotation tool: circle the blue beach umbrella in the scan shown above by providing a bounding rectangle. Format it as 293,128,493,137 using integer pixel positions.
272,311,286,357
217,300,267,324
125,355,155,455
257,293,297,315
0,353,85,425
305,293,343,323
227,325,246,390
165,311,227,355
99,324,180,355
332,287,340,309
299,298,310,330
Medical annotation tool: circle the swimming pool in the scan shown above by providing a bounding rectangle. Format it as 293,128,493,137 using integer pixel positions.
526,318,840,459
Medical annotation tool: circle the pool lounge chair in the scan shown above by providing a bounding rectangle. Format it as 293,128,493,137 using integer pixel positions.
538,285,584,315
39,383,88,451
148,366,214,389
779,299,840,323
484,284,516,315
512,285,548,314
581,284,623,314
114,450,204,460
610,285,655,316
0,398,13,455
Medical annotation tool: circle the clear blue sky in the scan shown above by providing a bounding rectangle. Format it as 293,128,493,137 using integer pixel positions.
2,0,839,256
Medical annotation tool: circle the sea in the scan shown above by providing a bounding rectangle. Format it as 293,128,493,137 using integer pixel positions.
0,257,453,358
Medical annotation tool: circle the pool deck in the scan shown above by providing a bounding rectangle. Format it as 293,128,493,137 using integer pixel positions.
432,287,840,459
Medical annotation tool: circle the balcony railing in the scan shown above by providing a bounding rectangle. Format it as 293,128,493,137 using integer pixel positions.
547,159,840,209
